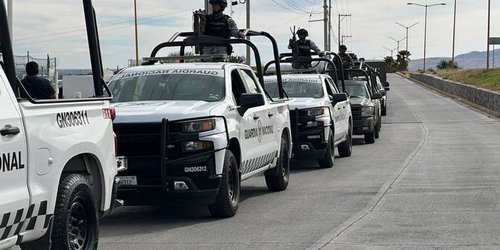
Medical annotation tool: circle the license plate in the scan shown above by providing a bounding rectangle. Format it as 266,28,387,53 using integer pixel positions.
118,176,137,186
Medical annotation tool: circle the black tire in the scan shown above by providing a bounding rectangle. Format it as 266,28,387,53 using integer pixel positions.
364,131,375,144
208,150,240,218
338,122,352,157
265,134,290,191
382,107,387,116
318,133,335,168
51,174,99,250
375,119,381,139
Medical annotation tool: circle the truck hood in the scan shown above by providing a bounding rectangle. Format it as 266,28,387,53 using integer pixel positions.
287,98,328,110
112,100,223,123
349,97,371,106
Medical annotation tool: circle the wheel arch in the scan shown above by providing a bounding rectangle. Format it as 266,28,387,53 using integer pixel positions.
61,153,104,213
228,138,241,169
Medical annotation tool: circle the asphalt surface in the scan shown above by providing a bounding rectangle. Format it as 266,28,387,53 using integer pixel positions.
98,74,500,249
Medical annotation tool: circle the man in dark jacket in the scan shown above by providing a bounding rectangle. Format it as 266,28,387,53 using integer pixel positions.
21,61,56,99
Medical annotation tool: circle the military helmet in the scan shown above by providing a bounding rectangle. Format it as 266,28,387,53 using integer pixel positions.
209,0,228,8
297,28,308,37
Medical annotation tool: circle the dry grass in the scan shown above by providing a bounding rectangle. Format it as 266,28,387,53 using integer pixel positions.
430,68,500,92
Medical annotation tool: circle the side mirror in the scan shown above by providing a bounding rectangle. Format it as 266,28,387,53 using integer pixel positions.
384,87,390,91
385,82,390,86
240,93,265,110
372,93,383,100
331,93,348,103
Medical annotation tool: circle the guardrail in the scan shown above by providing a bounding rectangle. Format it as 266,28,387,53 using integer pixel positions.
409,73,500,117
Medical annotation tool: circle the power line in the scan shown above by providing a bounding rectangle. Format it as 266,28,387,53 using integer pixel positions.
14,9,191,43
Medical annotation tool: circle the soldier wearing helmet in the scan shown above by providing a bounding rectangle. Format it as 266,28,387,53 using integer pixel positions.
338,44,354,69
288,28,324,68
202,0,245,56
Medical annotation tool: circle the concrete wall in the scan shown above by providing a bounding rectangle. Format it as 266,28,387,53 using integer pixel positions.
409,73,500,117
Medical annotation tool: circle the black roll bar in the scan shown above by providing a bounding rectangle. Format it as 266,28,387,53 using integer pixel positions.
0,0,19,96
147,29,285,99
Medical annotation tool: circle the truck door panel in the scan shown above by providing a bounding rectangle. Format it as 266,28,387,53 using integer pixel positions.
0,73,29,244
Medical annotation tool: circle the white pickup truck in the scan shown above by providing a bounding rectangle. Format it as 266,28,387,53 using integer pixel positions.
264,74,353,168
0,1,121,249
110,30,292,218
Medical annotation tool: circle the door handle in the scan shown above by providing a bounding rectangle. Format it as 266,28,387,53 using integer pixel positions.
268,113,274,117
253,114,260,120
1,125,20,136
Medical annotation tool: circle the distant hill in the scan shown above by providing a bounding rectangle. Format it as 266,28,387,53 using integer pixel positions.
409,49,500,71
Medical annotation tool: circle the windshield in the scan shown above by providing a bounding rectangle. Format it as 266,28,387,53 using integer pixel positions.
108,71,225,103
265,78,324,99
344,83,369,98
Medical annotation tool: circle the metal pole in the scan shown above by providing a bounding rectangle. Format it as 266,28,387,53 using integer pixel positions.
452,0,457,66
246,0,251,65
423,6,428,71
405,27,409,52
487,0,490,69
323,0,328,51
328,0,332,51
338,14,341,50
7,0,12,39
134,0,139,66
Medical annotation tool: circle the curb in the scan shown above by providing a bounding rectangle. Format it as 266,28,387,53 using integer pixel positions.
405,73,500,118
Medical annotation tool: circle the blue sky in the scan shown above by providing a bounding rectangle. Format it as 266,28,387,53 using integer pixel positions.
8,0,499,69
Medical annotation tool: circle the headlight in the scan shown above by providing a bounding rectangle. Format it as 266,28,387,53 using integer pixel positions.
182,140,214,152
305,108,325,117
306,121,324,128
181,119,215,133
361,106,375,116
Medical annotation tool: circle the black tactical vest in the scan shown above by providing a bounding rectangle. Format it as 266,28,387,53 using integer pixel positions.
297,40,312,57
204,14,230,38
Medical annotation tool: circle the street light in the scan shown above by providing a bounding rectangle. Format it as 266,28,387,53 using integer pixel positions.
388,36,405,53
383,47,396,57
396,22,419,52
407,2,446,71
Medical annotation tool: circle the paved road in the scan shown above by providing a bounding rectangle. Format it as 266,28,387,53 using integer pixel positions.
99,74,500,249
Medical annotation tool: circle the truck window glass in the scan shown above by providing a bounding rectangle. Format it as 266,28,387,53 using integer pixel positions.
108,73,225,102
240,69,261,94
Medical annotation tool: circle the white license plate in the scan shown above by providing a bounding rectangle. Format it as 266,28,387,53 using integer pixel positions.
118,176,137,186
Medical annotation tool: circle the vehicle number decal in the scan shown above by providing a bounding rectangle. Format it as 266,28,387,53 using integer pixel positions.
56,110,90,128
1,151,25,173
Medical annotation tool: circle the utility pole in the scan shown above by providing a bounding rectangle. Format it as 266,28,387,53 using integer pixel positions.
452,0,457,66
487,0,491,69
338,14,351,50
134,0,139,66
323,0,328,51
246,0,251,65
328,0,332,51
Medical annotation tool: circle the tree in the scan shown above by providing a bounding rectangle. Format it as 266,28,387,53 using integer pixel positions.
227,55,246,63
396,50,411,71
436,60,458,70
384,56,397,73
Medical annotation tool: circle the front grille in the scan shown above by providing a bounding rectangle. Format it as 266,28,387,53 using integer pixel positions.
114,123,162,156
351,105,362,120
